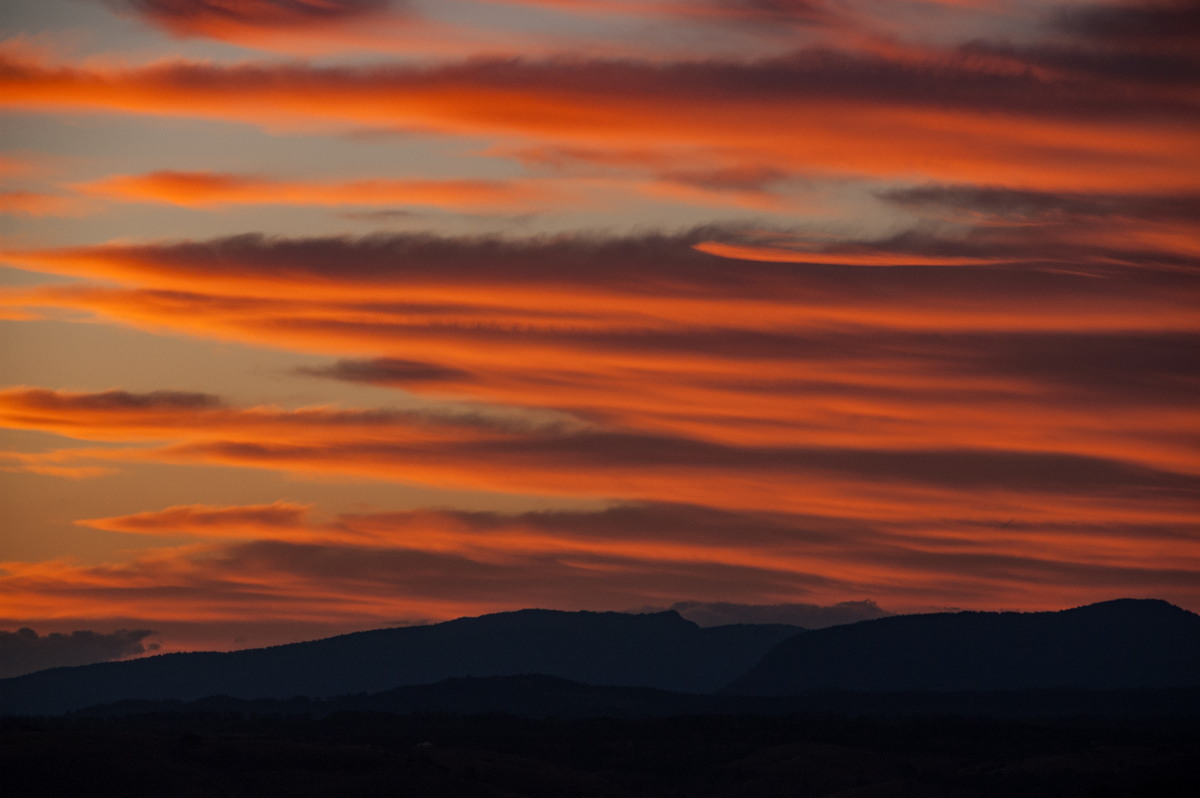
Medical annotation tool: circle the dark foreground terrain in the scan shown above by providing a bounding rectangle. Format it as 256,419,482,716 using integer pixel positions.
5,710,1198,797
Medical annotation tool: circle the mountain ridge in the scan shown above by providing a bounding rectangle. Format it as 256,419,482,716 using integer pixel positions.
723,598,1200,695
0,608,800,715
4,599,1198,717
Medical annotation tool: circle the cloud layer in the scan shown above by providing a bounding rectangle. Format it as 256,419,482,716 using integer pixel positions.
4,31,1197,193
1,0,1196,652
3,498,1193,654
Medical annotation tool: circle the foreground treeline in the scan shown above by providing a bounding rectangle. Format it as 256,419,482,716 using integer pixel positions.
5,711,1198,797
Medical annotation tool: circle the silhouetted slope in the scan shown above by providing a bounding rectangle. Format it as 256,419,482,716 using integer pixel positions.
724,599,1200,695
0,610,799,715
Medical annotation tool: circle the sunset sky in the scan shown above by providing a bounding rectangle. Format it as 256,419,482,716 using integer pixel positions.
1,0,1197,660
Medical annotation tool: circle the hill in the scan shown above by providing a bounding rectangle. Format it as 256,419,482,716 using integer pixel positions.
6,599,1198,716
0,609,799,715
724,598,1200,695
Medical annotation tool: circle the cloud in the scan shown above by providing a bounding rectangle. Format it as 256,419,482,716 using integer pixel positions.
0,190,81,217
1055,0,1200,48
155,433,1197,524
0,510,853,649
92,0,716,57
506,0,847,32
875,183,1200,270
6,228,1196,441
4,385,1196,534
100,0,394,36
13,388,223,411
655,599,893,628
0,386,552,444
79,501,319,541
7,224,1195,315
0,627,157,678
959,37,1199,87
304,327,1200,410
3,500,1196,652
881,185,1200,226
705,0,836,25
298,357,474,385
75,170,570,212
0,450,120,479
2,0,1193,651
2,220,1195,525
3,41,1196,193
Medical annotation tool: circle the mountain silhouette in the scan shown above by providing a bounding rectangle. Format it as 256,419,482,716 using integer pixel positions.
724,599,1200,695
4,600,1198,716
0,609,799,715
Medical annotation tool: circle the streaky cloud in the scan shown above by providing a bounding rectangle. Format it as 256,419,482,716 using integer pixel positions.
3,41,1196,192
102,0,394,35
298,357,474,385
3,501,1196,652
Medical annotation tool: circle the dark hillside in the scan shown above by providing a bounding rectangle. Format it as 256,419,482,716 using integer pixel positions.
0,609,800,715
725,598,1200,695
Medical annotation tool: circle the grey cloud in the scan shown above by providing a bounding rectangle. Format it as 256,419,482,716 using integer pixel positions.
383,501,872,551
8,503,1195,636
960,39,1199,86
296,324,1198,411
0,628,158,678
707,0,840,26
877,547,1200,595
941,331,1200,406
22,389,225,411
58,226,1199,309
1055,0,1200,46
338,209,423,221
658,165,793,195
297,357,473,385
460,430,1199,495
659,599,892,628
104,0,393,31
200,538,842,611
180,427,1200,499
882,185,1200,225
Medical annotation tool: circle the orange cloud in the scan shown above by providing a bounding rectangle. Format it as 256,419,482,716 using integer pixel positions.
3,383,1195,537
6,225,1197,328
2,44,1196,194
0,190,81,217
79,501,318,540
75,170,571,211
2,219,1196,508
4,0,1196,653
4,500,1197,652
694,240,1003,266
0,155,42,178
0,386,551,445
91,0,653,58
108,0,393,36
0,449,119,479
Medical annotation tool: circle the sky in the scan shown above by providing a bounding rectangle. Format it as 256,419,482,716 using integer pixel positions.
0,0,1197,664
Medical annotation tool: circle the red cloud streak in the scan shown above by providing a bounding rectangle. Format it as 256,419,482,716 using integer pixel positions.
3,44,1197,193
